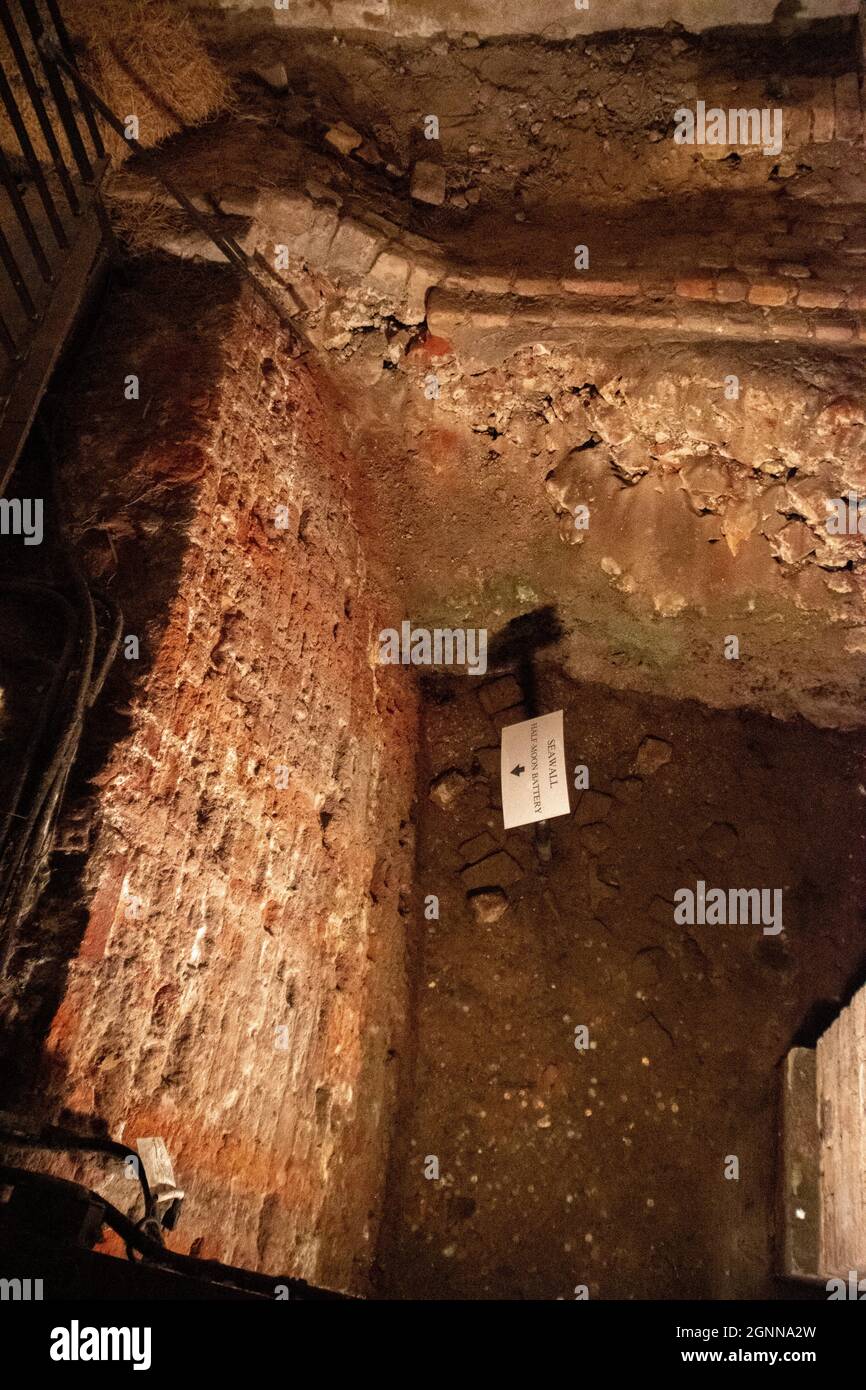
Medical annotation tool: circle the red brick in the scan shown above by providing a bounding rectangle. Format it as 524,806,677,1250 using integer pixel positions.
675,277,716,301
747,282,790,307
715,277,748,303
32,267,418,1296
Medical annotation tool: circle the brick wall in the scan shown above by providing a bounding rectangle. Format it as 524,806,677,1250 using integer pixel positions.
14,261,417,1294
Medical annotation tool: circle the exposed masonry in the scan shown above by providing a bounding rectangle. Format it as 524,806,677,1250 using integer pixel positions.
194,0,843,39
107,62,866,356
102,152,866,732
111,178,866,352
7,267,418,1295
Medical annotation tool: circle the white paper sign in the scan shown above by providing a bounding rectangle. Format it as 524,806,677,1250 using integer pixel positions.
500,710,570,830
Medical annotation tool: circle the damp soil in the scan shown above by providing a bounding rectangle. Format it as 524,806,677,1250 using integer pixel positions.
376,666,866,1300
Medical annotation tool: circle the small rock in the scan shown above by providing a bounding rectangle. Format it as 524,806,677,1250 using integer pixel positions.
610,438,650,485
468,888,509,924
560,512,584,546
721,499,759,557
429,769,467,809
356,139,384,167
460,32,481,47
324,121,363,156
634,737,673,776
252,61,288,91
410,160,447,205
478,675,523,715
772,520,817,565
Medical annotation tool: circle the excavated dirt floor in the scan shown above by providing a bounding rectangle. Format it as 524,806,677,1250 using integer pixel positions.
377,667,866,1300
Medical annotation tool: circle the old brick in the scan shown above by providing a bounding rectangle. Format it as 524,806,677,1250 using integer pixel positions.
747,282,790,307
715,276,748,303
561,277,640,297
328,218,383,274
675,278,716,301
368,248,410,299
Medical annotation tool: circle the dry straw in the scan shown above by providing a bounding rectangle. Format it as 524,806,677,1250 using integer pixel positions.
0,0,233,165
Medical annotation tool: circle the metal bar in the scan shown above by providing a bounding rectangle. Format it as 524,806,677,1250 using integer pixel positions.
0,56,67,248
0,0,79,215
50,50,244,267
18,0,94,186
48,44,308,346
0,143,53,282
0,306,20,359
41,0,103,159
0,222,37,317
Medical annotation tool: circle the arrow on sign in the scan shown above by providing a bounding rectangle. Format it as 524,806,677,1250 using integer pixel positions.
511,764,525,777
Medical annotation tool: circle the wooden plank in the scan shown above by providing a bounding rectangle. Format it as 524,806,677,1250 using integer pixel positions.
817,982,866,1276
778,1047,820,1278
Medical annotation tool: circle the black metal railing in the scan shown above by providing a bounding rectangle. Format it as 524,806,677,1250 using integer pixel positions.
0,0,305,478
47,42,309,346
0,0,107,485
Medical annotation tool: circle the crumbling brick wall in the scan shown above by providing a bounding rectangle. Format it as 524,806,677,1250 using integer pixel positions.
14,260,417,1294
